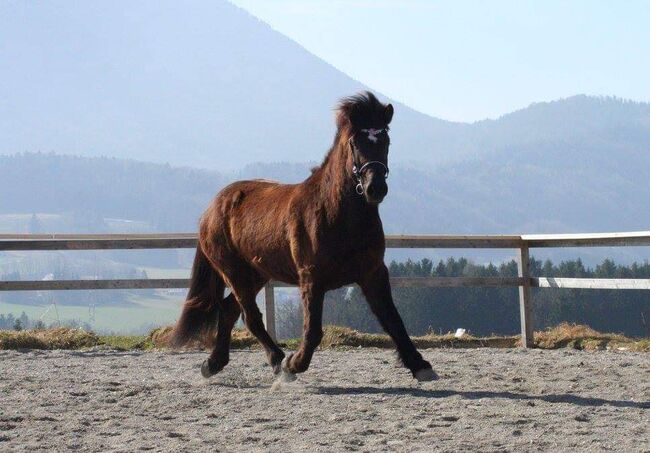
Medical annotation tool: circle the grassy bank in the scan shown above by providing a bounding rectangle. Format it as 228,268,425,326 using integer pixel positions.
1,323,648,352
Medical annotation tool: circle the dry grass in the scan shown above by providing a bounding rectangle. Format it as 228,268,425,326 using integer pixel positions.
143,325,517,350
120,324,650,352
320,326,518,349
98,335,154,351
0,323,647,352
147,325,175,348
146,325,258,349
0,327,100,350
533,322,650,351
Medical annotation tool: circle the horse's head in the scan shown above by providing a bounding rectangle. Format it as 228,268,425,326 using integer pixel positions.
337,92,394,204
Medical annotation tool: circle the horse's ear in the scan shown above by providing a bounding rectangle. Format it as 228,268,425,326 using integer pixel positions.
384,104,394,124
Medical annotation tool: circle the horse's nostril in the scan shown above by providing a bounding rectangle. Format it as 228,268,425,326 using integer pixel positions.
366,185,375,197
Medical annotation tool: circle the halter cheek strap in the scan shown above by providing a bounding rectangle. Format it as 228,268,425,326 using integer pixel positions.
348,135,390,196
353,161,389,195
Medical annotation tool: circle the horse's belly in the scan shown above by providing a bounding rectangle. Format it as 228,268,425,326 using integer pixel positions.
239,241,298,284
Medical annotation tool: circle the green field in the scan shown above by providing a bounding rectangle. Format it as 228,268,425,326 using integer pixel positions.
0,262,194,333
0,265,286,334
0,291,186,334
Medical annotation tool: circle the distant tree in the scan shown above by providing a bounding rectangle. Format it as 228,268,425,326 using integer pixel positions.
19,311,29,329
60,318,93,331
28,213,42,234
276,299,303,339
13,318,23,331
4,314,16,330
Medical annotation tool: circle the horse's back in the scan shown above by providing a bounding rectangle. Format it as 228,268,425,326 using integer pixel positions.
215,179,296,212
199,179,300,281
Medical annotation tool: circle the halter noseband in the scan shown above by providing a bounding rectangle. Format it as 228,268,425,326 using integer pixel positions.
349,130,390,196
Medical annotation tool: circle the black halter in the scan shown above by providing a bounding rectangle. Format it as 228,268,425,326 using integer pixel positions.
349,135,390,195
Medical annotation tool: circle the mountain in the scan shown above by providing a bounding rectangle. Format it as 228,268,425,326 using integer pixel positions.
3,2,650,177
2,1,650,250
0,153,228,233
0,0,468,170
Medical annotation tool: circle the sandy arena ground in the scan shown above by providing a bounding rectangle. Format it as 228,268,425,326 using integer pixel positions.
0,348,648,452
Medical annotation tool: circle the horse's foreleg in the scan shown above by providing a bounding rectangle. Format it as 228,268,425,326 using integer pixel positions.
283,281,324,374
360,264,438,381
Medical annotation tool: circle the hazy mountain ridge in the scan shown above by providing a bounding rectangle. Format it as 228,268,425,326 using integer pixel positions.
0,153,228,232
2,0,650,246
0,0,463,169
4,0,650,174
2,122,648,237
461,95,650,165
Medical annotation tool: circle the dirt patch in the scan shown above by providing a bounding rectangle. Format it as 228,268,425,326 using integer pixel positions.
0,348,647,451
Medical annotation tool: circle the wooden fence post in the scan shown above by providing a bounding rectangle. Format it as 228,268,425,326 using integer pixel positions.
264,283,277,341
517,245,534,347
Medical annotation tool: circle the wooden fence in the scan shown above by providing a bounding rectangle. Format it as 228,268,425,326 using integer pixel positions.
2,231,650,347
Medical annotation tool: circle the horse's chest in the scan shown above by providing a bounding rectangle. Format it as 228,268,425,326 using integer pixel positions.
317,240,384,288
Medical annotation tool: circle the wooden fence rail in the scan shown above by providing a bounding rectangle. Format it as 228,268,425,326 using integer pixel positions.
2,231,650,347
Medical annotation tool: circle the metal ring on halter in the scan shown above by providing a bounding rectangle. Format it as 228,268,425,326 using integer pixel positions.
355,183,364,195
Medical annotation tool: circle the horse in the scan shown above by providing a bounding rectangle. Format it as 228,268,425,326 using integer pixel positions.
171,91,437,382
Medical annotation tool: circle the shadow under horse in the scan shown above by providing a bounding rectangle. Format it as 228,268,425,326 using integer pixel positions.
171,91,436,382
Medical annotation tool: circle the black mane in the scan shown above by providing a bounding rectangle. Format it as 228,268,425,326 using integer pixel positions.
336,91,391,131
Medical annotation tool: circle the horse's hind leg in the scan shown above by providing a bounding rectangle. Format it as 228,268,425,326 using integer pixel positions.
233,282,286,374
282,282,324,375
202,293,241,377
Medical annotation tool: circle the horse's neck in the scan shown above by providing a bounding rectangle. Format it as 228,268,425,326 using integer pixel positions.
314,141,380,229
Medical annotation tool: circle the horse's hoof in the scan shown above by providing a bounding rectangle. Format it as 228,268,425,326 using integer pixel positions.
280,357,297,382
201,360,214,378
271,352,286,375
414,367,439,382
201,359,222,378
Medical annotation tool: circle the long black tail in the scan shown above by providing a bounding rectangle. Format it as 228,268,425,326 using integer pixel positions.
171,246,224,347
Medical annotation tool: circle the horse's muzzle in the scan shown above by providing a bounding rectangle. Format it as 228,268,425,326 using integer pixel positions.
364,179,388,204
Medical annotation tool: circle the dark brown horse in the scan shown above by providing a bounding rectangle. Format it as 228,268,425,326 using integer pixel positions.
172,91,437,382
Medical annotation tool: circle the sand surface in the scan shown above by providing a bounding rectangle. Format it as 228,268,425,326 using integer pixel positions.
0,348,648,452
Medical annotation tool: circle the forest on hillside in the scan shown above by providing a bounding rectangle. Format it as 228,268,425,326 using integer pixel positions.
278,257,650,339
3,151,650,242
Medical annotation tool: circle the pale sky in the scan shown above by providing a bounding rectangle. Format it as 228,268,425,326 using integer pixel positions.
231,0,650,122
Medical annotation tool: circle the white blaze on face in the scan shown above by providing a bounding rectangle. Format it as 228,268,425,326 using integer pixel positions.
360,128,385,143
